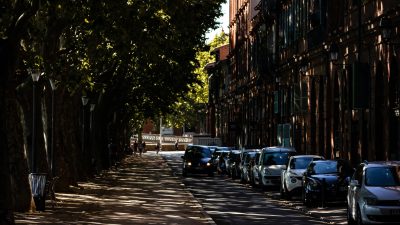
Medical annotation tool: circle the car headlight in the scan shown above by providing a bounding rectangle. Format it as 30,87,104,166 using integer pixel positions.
187,162,192,166
263,168,271,175
206,162,211,166
364,197,377,206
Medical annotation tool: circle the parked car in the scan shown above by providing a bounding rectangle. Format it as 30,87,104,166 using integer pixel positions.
227,150,242,179
280,155,324,199
256,146,296,188
250,151,262,187
181,145,214,177
347,161,400,225
302,159,353,207
211,147,231,172
240,150,259,183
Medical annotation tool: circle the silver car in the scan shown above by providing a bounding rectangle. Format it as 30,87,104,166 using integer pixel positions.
257,146,296,187
347,161,400,224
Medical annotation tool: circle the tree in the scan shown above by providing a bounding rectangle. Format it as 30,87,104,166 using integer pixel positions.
0,0,226,220
165,30,229,130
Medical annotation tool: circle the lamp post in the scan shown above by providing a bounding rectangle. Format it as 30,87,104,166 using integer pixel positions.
49,78,58,177
90,103,96,174
81,96,89,155
30,70,42,173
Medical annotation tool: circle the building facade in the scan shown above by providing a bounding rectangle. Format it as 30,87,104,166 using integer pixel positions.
208,0,400,164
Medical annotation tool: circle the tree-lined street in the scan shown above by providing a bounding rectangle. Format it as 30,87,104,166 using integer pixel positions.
15,151,347,224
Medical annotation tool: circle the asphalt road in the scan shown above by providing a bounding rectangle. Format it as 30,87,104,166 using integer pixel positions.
160,151,328,225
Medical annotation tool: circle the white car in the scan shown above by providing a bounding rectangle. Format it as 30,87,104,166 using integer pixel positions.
347,161,400,225
280,155,324,199
257,146,296,188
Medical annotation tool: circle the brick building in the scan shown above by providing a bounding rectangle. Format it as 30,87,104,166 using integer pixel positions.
207,0,400,164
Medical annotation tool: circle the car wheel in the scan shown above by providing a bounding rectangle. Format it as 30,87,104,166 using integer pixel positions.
302,187,311,207
240,173,245,183
347,204,356,225
356,206,363,225
280,183,285,199
231,170,236,179
182,169,187,177
285,186,292,200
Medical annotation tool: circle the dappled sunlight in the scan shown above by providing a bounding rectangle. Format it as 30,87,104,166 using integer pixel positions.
15,153,212,224
15,151,345,224
164,152,327,225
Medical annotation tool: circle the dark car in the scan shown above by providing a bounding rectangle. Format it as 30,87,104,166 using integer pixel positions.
181,145,214,177
211,148,232,172
302,159,354,207
227,150,242,179
240,150,259,183
217,151,230,174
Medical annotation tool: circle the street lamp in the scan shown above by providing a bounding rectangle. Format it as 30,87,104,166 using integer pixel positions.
329,42,339,62
90,103,96,174
30,69,42,173
49,78,58,177
299,60,309,76
81,96,89,154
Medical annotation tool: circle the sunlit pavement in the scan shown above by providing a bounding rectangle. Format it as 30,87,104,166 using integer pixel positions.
14,152,215,224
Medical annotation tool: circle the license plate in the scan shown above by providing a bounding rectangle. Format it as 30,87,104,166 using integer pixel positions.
390,209,400,215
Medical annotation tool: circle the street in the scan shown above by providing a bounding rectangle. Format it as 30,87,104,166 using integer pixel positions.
161,151,346,225
14,151,347,224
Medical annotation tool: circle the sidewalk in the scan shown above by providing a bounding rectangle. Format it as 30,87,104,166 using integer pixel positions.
14,152,215,225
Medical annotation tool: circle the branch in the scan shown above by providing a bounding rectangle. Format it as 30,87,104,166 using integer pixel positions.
10,0,40,43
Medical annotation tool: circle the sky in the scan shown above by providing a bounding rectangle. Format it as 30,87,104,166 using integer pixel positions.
206,2,229,42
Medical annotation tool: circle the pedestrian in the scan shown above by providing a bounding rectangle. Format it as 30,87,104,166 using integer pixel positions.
133,140,138,156
138,141,144,157
174,140,179,150
108,139,117,168
143,141,146,153
155,142,160,155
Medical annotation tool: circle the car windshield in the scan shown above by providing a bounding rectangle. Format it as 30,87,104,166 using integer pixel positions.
186,147,211,158
230,153,241,160
263,152,291,166
291,157,314,169
313,161,338,174
245,153,256,163
365,166,400,187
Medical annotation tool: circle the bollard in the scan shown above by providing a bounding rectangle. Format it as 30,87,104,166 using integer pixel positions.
29,173,47,211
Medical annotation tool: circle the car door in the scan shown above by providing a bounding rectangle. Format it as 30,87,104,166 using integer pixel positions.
253,152,262,184
348,164,364,216
282,157,293,191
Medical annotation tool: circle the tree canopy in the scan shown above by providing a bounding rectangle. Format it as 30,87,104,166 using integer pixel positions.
0,0,226,218
164,30,229,130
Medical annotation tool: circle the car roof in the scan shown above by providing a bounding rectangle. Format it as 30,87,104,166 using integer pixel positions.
362,161,400,167
242,149,260,152
290,155,324,159
214,149,231,153
186,145,213,150
261,146,296,152
230,150,241,154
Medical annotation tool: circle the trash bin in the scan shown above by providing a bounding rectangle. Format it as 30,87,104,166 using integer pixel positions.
29,173,47,211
